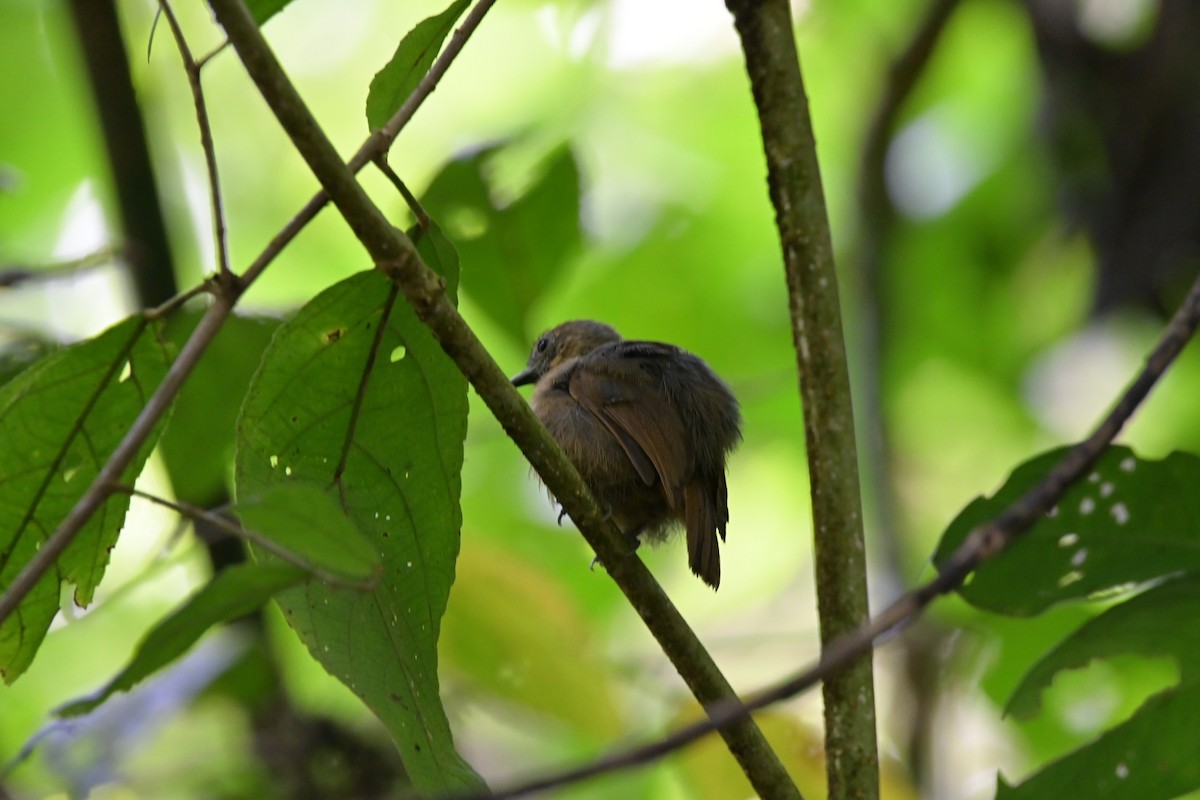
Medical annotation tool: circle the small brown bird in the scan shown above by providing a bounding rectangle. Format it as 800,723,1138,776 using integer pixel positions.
512,320,741,589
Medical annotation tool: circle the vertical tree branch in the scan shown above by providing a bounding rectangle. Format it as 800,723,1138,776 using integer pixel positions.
724,1,879,797
206,1,801,796
67,0,178,306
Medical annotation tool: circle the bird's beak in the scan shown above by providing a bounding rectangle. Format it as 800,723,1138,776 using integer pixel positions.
511,366,537,387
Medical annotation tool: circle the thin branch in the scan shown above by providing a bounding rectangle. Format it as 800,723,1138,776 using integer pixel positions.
726,0,878,796
207,1,800,796
156,0,232,278
0,0,497,624
374,156,431,230
116,485,372,588
459,267,1200,800
0,246,124,288
146,278,218,320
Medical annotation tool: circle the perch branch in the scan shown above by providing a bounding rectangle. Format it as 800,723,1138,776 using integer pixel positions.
207,0,800,796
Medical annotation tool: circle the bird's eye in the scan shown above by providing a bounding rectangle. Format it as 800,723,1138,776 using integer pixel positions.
536,337,548,353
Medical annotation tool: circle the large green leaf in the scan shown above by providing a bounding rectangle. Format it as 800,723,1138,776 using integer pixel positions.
1006,577,1200,721
56,562,305,717
234,232,482,793
0,316,171,682
422,144,581,343
365,0,471,132
996,679,1200,800
933,447,1200,615
160,311,278,505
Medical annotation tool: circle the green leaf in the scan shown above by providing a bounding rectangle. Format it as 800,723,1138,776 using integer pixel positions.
160,312,278,505
244,0,295,25
56,562,305,717
0,335,56,389
996,679,1200,800
235,261,483,792
422,144,581,343
0,316,171,683
933,447,1200,615
235,483,381,586
365,0,471,131
1006,577,1200,720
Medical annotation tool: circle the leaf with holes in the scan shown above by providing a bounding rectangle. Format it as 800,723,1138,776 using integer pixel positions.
1005,576,1200,721
365,0,470,131
995,677,1200,800
422,144,581,343
0,316,170,683
57,562,305,717
933,447,1200,616
234,227,481,793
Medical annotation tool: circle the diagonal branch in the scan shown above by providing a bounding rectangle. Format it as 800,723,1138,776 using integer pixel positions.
206,1,800,796
725,0,878,796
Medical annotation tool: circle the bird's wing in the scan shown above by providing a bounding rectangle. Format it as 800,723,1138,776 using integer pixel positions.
568,344,689,508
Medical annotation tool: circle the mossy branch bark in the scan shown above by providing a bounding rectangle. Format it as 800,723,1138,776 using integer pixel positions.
725,0,880,797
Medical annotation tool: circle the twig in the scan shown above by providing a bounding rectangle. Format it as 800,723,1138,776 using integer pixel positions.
116,485,372,588
146,279,218,320
374,156,432,230
156,0,232,278
0,0,498,626
726,0,878,796
459,267,1200,800
0,246,124,288
207,1,799,796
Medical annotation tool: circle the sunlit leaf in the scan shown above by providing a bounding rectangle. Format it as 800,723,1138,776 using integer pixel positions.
933,447,1200,615
996,679,1200,800
0,316,171,683
161,311,278,505
1006,577,1200,720
365,0,470,131
422,144,581,343
235,247,483,791
56,562,305,717
236,483,381,585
